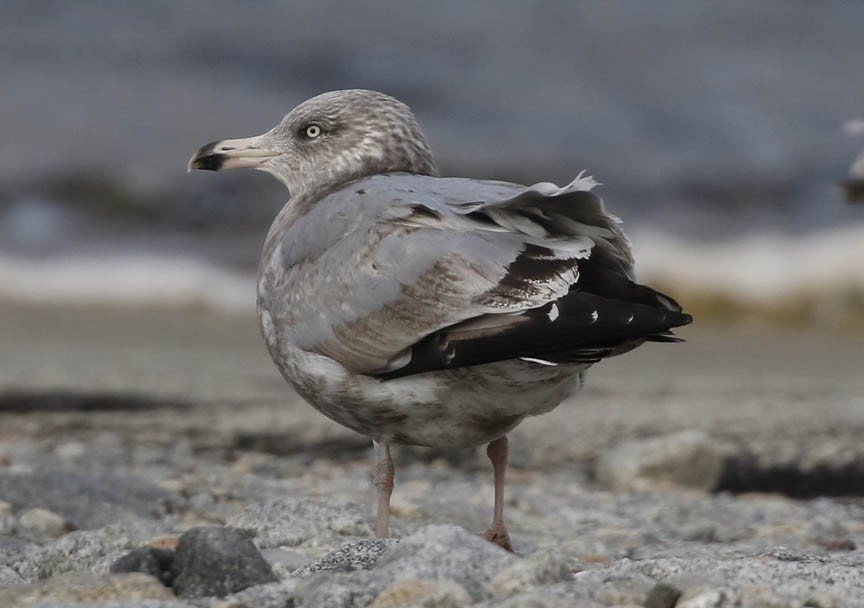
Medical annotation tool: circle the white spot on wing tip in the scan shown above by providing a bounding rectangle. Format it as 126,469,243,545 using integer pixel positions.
590,310,599,323
520,357,558,367
547,303,560,322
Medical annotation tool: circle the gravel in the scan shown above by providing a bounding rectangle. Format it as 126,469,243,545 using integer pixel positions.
1,307,863,606
227,497,380,552
0,470,167,530
0,572,176,607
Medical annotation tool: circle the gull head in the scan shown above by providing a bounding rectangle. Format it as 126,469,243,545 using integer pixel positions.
188,89,438,197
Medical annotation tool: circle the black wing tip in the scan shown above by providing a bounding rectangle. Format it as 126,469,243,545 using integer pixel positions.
672,311,693,328
646,311,692,345
647,331,686,343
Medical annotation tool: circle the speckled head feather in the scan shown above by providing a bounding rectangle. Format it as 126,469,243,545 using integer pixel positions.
189,89,438,200
273,90,438,185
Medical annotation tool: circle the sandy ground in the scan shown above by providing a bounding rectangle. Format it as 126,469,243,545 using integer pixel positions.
1,302,861,467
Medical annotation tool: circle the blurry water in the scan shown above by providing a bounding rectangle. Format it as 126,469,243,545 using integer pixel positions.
1,1,863,309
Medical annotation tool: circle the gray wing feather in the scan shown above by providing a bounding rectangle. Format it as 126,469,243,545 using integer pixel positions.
259,172,630,374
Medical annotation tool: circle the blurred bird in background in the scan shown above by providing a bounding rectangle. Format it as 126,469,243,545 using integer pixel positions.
843,120,864,203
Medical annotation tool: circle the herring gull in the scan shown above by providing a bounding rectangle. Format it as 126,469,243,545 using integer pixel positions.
188,89,692,551
844,119,864,203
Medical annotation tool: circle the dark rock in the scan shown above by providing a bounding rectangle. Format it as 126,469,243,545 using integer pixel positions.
110,547,176,587
718,451,864,498
645,582,682,608
171,526,277,598
819,538,857,551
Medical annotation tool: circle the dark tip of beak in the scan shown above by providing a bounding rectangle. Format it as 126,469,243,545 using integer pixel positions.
188,141,226,172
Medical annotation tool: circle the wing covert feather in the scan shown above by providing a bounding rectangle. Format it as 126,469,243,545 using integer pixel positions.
258,173,647,375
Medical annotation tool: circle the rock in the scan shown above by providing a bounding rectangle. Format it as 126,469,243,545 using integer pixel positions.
110,546,175,586
645,582,683,608
0,533,33,555
0,499,12,516
54,440,88,461
487,549,573,597
227,497,380,551
804,594,844,608
171,526,278,598
371,578,472,607
261,546,318,578
596,430,726,492
211,579,298,608
11,527,141,582
614,551,864,607
677,589,726,608
0,515,16,537
0,470,167,529
0,564,26,585
0,572,175,606
292,538,399,577
18,507,74,539
0,535,34,586
148,535,180,550
297,525,518,607
367,525,517,600
479,591,578,608
479,567,658,608
819,538,857,551
566,568,658,606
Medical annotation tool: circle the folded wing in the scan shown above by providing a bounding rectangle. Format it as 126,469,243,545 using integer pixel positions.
264,173,691,378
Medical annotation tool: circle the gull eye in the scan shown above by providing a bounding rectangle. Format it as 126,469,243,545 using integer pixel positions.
304,124,322,139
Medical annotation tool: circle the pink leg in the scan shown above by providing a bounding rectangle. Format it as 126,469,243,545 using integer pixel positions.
372,440,394,538
482,435,515,552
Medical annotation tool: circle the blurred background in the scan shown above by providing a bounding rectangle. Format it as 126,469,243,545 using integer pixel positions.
1,0,863,326
2,4,864,588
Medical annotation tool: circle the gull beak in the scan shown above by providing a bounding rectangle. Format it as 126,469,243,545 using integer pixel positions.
187,135,279,172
